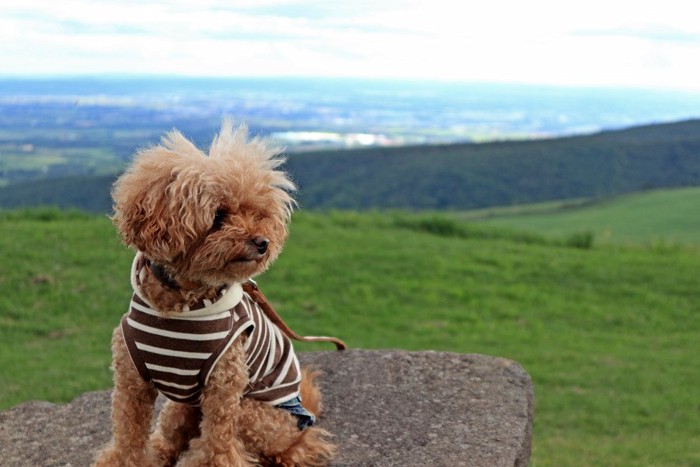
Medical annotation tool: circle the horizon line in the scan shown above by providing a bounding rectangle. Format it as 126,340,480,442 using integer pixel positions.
0,74,699,94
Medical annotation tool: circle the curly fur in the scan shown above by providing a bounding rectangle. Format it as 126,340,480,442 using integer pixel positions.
94,121,335,466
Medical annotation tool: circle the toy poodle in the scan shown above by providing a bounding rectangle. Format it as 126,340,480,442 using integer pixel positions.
94,121,344,467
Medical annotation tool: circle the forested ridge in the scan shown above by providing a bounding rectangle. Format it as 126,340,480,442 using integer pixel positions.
1,119,699,212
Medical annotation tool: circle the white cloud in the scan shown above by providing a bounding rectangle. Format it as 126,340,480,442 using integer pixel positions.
0,0,699,90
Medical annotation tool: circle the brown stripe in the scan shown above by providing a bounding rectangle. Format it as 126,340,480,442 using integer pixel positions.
179,394,202,405
159,391,201,405
132,294,150,308
128,306,232,335
128,328,221,354
152,383,198,398
140,352,206,371
148,370,200,387
246,384,299,403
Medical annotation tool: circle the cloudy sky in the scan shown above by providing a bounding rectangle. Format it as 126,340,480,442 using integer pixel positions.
1,0,699,90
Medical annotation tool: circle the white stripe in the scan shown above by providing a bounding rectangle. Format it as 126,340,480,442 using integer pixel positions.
127,318,229,341
135,342,211,359
249,304,272,381
263,310,278,377
130,300,162,317
152,379,198,390
145,363,199,376
131,300,232,322
159,389,197,400
265,391,301,407
246,338,266,378
273,352,298,387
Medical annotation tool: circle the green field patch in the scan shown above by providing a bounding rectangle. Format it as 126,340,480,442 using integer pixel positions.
0,209,698,466
467,186,700,245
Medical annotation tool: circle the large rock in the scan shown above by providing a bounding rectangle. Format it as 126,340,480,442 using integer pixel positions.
0,350,533,466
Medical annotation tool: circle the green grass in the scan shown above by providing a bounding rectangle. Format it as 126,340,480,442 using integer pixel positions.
0,209,698,466
0,209,126,404
470,186,700,246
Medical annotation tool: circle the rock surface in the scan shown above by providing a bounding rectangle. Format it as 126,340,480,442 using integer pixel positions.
0,350,533,467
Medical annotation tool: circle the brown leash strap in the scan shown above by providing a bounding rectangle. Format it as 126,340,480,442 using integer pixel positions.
242,281,347,351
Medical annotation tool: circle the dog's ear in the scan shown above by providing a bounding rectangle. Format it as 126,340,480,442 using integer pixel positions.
111,131,218,262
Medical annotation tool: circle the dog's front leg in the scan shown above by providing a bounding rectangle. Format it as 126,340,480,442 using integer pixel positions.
149,400,201,466
94,327,158,467
177,342,256,467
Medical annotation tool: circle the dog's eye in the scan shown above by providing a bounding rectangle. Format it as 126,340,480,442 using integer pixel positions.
211,209,227,231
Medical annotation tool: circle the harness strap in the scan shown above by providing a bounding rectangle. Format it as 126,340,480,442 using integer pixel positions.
242,281,347,351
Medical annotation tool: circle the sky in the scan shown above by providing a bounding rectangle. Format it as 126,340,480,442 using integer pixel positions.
1,0,699,90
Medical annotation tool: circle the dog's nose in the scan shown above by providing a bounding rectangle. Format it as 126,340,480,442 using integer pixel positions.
251,236,269,254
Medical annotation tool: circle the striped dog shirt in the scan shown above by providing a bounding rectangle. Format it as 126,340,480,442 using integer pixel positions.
120,253,302,407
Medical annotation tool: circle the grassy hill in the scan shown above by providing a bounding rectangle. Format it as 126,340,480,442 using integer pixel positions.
1,119,700,212
0,209,698,466
465,186,700,245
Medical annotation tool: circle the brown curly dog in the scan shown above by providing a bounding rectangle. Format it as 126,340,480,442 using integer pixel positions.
94,121,337,467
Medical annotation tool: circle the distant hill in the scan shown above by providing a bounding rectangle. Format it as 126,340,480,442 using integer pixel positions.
1,119,699,212
0,174,116,213
285,118,700,210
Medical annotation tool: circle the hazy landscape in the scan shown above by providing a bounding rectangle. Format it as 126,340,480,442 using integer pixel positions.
1,77,699,466
3,77,700,187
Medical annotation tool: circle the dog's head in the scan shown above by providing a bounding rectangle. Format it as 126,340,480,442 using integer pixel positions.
112,120,295,285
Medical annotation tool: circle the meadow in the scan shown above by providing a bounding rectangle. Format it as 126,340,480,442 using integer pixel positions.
0,207,698,466
468,186,700,245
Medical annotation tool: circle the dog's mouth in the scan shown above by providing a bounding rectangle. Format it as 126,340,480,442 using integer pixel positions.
228,254,265,265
